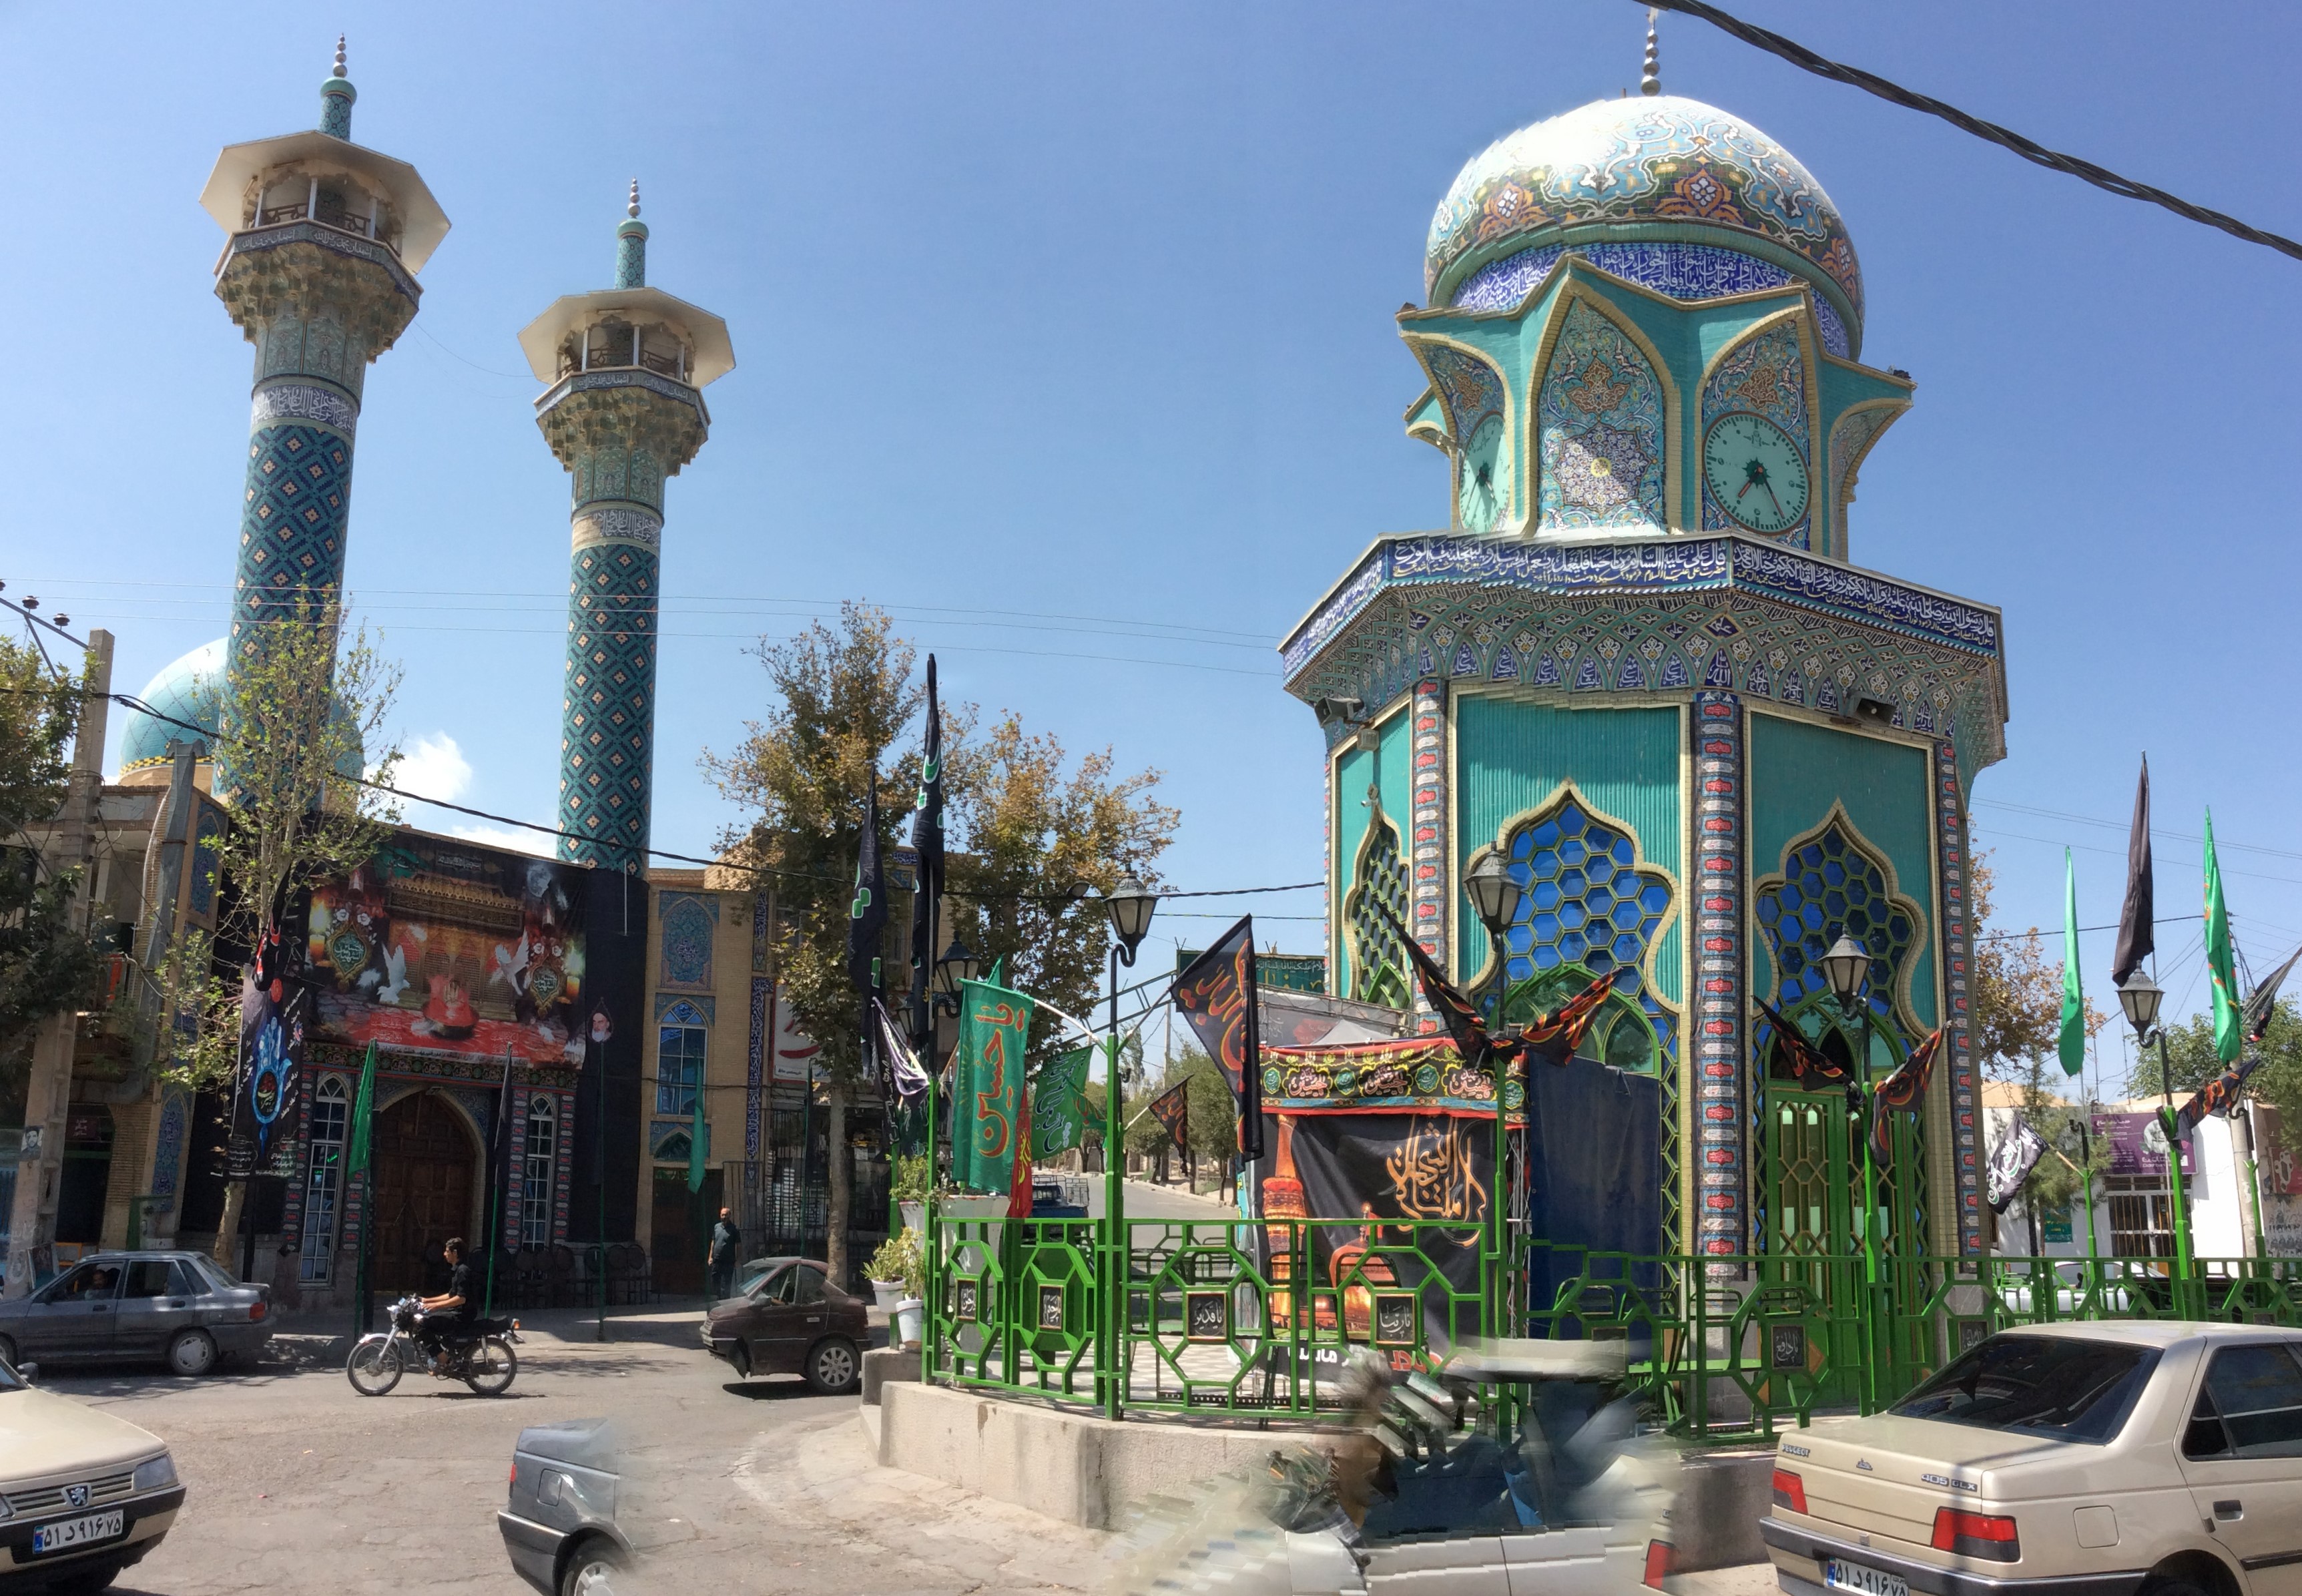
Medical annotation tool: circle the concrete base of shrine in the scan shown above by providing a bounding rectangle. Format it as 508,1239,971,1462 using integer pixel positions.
872,1380,1779,1562
873,1381,1298,1530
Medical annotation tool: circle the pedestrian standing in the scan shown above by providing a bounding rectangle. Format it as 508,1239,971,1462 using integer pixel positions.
707,1206,742,1302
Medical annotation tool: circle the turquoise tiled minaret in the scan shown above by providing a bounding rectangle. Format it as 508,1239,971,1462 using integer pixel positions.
519,184,734,871
199,39,449,678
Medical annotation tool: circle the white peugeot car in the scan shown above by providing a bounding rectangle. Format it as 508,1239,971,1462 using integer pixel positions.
0,1353,184,1593
1765,1321,2302,1596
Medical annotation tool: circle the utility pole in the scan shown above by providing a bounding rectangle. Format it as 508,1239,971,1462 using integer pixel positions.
5,630,113,1297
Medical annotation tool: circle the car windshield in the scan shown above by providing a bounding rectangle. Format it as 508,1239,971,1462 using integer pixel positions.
1892,1335,2161,1444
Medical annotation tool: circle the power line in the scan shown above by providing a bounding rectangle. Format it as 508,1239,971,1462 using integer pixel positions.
1651,0,2302,266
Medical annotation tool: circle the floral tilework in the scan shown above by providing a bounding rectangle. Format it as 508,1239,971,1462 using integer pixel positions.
658,892,716,990
1538,300,1665,531
1422,346,1510,533
1451,242,1852,360
230,422,355,655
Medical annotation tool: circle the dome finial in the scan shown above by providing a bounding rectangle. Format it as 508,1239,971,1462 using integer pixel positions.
1640,9,1661,96
627,178,641,220
615,179,649,288
320,33,356,138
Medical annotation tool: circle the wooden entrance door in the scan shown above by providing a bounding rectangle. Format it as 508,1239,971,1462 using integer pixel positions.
372,1092,477,1294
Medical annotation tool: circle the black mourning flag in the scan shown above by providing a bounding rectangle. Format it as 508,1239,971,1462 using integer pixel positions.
2112,756,2154,988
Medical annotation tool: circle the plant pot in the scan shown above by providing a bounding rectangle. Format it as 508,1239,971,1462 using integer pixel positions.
894,1296,924,1350
869,1278,905,1312
899,1201,925,1235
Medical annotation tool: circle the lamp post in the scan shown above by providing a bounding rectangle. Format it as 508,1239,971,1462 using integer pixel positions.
1102,873,1156,1419
1464,848,1523,1340
1820,934,1880,1412
920,938,980,1383
2118,969,2194,1312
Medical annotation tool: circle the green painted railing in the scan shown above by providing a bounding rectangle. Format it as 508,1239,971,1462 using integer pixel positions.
926,1214,1488,1420
1525,1242,2302,1441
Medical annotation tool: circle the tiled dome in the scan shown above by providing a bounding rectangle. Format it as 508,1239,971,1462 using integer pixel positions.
117,637,365,786
1426,95,1861,348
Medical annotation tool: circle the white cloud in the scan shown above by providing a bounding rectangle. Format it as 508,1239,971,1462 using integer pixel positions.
392,732,474,803
450,824,555,858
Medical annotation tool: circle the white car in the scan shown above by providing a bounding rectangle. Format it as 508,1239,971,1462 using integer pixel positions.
1764,1321,2302,1596
0,1354,184,1593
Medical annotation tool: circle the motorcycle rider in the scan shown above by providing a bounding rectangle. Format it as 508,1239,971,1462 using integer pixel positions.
415,1238,473,1372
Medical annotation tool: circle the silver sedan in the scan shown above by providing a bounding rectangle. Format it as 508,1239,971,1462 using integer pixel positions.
0,1252,273,1376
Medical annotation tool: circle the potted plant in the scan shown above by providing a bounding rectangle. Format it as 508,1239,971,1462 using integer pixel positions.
892,1154,932,1236
864,1229,920,1315
889,1230,926,1351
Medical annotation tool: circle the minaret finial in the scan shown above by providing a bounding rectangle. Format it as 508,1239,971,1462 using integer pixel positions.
615,180,649,289
320,33,356,138
1640,9,1661,96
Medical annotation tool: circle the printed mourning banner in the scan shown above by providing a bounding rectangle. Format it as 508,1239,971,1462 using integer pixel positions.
952,977,1035,1198
1146,1080,1191,1156
1171,916,1263,1161
1031,1047,1094,1160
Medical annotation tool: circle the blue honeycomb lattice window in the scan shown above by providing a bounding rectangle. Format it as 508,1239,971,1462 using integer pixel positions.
1344,803,1410,1010
1486,794,1678,1073
1753,815,1922,1072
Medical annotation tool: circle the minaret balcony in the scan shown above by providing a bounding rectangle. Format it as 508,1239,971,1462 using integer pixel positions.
254,198,384,242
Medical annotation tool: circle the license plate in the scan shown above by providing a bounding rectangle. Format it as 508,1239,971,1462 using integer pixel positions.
1825,1559,1906,1596
31,1509,125,1555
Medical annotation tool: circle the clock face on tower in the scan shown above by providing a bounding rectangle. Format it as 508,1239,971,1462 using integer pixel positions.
1458,414,1506,533
1703,411,1810,535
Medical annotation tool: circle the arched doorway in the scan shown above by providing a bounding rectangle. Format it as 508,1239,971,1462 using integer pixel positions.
370,1091,479,1294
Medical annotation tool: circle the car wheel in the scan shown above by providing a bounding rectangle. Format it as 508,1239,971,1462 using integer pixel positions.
167,1328,219,1378
559,1537,624,1596
0,1334,16,1369
804,1335,859,1394
2142,1581,2210,1596
732,1342,752,1379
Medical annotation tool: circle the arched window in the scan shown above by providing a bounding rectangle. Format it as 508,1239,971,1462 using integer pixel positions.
1343,793,1410,1010
1752,812,1924,1076
298,1075,350,1283
521,1095,557,1248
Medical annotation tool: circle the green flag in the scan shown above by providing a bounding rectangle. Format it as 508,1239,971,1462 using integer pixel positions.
347,1040,378,1179
1031,1046,1094,1159
2206,809,2243,1064
2057,849,2086,1076
688,1083,709,1194
952,975,1035,1193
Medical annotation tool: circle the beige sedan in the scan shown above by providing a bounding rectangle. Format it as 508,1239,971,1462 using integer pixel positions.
1764,1322,2302,1596
0,1354,183,1592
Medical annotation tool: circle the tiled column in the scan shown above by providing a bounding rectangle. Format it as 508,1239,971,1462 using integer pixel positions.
1691,692,1745,1258
1408,678,1450,1035
1934,740,1983,1256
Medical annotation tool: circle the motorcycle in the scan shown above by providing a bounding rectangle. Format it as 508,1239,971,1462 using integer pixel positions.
346,1294,521,1396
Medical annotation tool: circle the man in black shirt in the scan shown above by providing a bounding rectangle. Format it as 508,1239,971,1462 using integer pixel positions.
416,1238,473,1368
707,1208,742,1302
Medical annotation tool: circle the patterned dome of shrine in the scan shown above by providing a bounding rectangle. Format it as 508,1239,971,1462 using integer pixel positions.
117,637,364,786
1426,94,1863,356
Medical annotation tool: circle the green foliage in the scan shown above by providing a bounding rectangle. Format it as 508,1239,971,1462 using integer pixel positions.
154,602,402,1093
2006,1055,2106,1228
890,1153,934,1204
1970,852,2106,1079
864,1228,924,1295
0,638,107,1083
2132,995,2302,1132
1127,1048,1238,1163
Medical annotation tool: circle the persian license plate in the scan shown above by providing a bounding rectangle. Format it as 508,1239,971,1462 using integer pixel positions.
31,1510,125,1555
1825,1559,1907,1596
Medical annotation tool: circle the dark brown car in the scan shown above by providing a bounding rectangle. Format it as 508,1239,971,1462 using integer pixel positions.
698,1258,866,1392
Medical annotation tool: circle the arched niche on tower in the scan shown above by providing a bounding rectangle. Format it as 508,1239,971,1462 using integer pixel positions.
1529,291,1673,535
1823,396,1910,563
1405,338,1514,535
1697,306,1821,548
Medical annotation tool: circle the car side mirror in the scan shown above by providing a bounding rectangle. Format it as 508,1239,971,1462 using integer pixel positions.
17,1364,36,1386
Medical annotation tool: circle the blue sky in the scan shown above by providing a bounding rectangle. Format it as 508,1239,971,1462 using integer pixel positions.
6,2,2298,1087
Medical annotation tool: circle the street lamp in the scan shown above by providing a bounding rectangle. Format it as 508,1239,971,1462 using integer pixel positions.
933,938,982,1000
1101,870,1156,1420
1465,849,1522,1018
1821,933,1883,1412
2118,968,2193,1300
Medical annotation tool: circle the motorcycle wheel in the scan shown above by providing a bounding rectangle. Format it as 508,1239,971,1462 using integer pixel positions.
463,1335,518,1396
346,1338,403,1396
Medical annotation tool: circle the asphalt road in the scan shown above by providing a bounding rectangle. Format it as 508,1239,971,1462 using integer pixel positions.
34,1306,1112,1596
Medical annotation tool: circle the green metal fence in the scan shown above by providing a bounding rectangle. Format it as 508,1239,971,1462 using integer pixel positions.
927,1214,1487,1419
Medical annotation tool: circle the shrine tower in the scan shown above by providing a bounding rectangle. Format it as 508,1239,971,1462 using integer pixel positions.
519,186,734,872
198,40,449,686
1283,43,2010,1275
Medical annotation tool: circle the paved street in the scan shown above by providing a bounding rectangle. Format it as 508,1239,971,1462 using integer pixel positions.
40,1306,1111,1596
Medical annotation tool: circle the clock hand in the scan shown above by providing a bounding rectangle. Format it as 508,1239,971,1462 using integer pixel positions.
1763,480,1785,519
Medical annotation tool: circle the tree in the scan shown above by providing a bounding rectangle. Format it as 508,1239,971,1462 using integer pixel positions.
0,637,106,1109
1125,1047,1237,1178
946,716,1178,1063
1969,850,2070,1079
709,603,1180,1283
154,602,402,1263
2131,995,2302,1133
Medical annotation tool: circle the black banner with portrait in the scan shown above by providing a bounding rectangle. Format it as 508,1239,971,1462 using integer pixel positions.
1254,1109,1494,1356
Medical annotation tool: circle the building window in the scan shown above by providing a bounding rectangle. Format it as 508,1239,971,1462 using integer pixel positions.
2104,1173,2173,1258
299,1075,349,1282
658,1025,705,1114
1344,797,1410,1010
521,1096,557,1248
